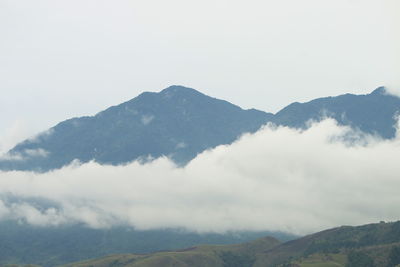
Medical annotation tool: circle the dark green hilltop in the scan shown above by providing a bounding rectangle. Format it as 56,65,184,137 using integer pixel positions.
1,85,399,172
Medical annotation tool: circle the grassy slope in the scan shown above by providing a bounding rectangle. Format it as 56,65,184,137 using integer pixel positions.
63,237,281,267
281,242,400,267
0,220,295,267
19,221,400,267
254,221,400,266
292,253,347,267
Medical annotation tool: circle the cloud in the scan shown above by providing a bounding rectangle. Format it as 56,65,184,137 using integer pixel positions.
0,121,52,161
141,115,155,125
27,128,54,143
176,142,187,149
0,120,39,160
0,148,49,162
0,120,31,155
386,86,400,98
0,153,24,161
0,119,400,235
23,148,49,158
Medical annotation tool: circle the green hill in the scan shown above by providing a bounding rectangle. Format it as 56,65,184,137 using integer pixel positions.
0,221,294,267
254,221,400,266
59,221,400,267
62,236,280,267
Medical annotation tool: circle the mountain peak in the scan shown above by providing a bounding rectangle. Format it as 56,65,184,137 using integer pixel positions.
1,85,272,171
160,85,205,98
2,85,400,172
370,86,387,96
162,85,193,91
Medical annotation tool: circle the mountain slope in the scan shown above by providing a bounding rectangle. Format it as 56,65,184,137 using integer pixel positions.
1,86,400,172
254,220,400,266
273,87,400,138
62,236,281,267
0,86,272,171
61,221,400,267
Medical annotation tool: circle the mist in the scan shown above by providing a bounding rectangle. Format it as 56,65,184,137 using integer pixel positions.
0,119,399,235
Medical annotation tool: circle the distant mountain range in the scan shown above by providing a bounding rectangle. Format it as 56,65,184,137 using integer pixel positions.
1,85,399,172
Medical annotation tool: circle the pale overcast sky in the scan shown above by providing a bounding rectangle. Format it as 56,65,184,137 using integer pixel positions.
1,0,399,151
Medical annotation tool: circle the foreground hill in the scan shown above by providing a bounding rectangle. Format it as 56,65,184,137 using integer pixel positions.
63,236,281,267
1,86,399,172
254,220,400,266
0,221,294,267
62,221,400,267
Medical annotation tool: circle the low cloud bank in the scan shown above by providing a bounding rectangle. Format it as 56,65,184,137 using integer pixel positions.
0,119,399,235
0,120,31,156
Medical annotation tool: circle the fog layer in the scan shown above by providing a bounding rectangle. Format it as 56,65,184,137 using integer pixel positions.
0,120,399,235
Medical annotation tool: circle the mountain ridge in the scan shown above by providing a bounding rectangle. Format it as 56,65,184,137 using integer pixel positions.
1,85,399,172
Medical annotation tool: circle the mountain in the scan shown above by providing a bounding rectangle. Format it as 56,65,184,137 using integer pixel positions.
0,86,272,171
1,85,399,171
273,87,400,139
56,221,400,267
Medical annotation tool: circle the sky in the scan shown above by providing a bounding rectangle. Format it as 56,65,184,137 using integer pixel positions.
1,0,399,152
1,120,400,235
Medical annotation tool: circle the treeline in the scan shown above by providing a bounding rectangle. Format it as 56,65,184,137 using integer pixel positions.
346,245,400,267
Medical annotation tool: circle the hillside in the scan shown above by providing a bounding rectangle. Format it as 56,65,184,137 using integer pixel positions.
0,85,272,171
273,87,400,138
62,236,281,267
252,220,400,266
59,221,400,267
0,220,294,267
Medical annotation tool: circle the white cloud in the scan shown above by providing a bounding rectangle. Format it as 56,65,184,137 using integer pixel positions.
0,120,31,155
0,119,399,235
386,86,400,98
27,128,54,143
23,148,49,158
0,153,24,161
176,142,187,149
0,148,49,162
141,115,154,125
9,203,67,226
